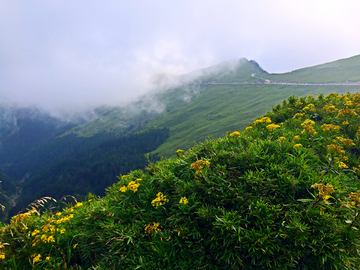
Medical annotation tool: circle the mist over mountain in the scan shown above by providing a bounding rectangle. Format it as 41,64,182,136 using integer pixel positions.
1,54,360,222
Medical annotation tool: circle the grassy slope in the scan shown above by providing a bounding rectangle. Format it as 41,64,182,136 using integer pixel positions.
2,92,360,269
261,54,360,83
60,54,360,157
144,84,360,157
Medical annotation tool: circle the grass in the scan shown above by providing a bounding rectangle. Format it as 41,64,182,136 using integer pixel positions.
143,84,360,157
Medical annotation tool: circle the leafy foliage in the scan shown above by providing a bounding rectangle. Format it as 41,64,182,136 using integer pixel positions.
2,93,360,269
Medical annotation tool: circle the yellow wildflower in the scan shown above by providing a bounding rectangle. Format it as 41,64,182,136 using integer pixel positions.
31,229,40,236
73,243,78,249
128,181,140,192
179,197,188,204
294,135,301,140
191,160,210,173
266,124,280,131
337,137,355,148
46,256,50,261
311,183,335,204
120,186,128,193
151,192,169,208
144,222,160,235
337,108,357,118
338,162,348,169
301,119,315,128
176,149,184,154
321,124,340,133
75,202,83,208
32,254,42,264
229,131,241,136
348,191,360,208
293,113,305,119
245,126,253,130
253,117,272,125
278,137,286,143
293,144,302,148
327,144,345,155
323,104,338,113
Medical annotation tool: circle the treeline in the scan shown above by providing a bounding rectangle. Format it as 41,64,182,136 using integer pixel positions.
8,128,169,220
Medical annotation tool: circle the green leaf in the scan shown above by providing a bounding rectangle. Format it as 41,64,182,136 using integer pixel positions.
297,199,313,203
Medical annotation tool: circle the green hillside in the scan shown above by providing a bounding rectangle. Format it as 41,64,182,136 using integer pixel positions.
143,84,360,157
61,55,360,158
2,92,360,269
261,54,360,83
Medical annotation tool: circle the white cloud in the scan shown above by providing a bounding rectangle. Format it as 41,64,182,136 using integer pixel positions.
1,0,360,115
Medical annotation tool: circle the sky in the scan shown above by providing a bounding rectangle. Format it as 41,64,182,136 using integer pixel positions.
1,0,360,115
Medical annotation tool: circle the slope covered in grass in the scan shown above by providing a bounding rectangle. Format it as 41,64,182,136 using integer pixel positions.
144,84,359,157
2,92,360,269
261,54,360,83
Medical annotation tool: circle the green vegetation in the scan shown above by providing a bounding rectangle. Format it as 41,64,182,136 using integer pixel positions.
144,84,358,157
7,129,169,221
261,55,360,83
2,92,360,269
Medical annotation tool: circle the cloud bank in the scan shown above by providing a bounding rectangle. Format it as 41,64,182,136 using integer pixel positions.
1,0,360,115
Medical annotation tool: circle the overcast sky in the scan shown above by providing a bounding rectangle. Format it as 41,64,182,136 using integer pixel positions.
1,0,360,115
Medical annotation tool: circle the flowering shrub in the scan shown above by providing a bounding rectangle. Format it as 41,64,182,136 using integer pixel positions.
1,93,360,269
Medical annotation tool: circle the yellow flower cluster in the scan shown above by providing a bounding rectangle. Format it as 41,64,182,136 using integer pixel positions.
229,131,241,136
323,104,338,113
245,126,253,130
293,144,302,148
345,100,354,106
295,102,303,107
179,197,188,204
347,191,360,208
120,179,141,193
311,183,335,204
301,119,315,128
253,117,271,125
321,123,340,133
190,160,210,173
302,103,316,112
352,94,360,101
302,125,317,135
337,108,357,118
277,137,286,143
293,113,306,119
10,210,36,225
176,149,184,154
144,222,160,235
301,119,317,135
32,253,42,264
327,144,345,156
32,216,69,246
266,124,280,131
338,162,348,169
151,192,169,208
326,93,339,99
54,214,74,224
336,137,355,148
74,202,83,208
294,135,301,140
0,251,5,260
